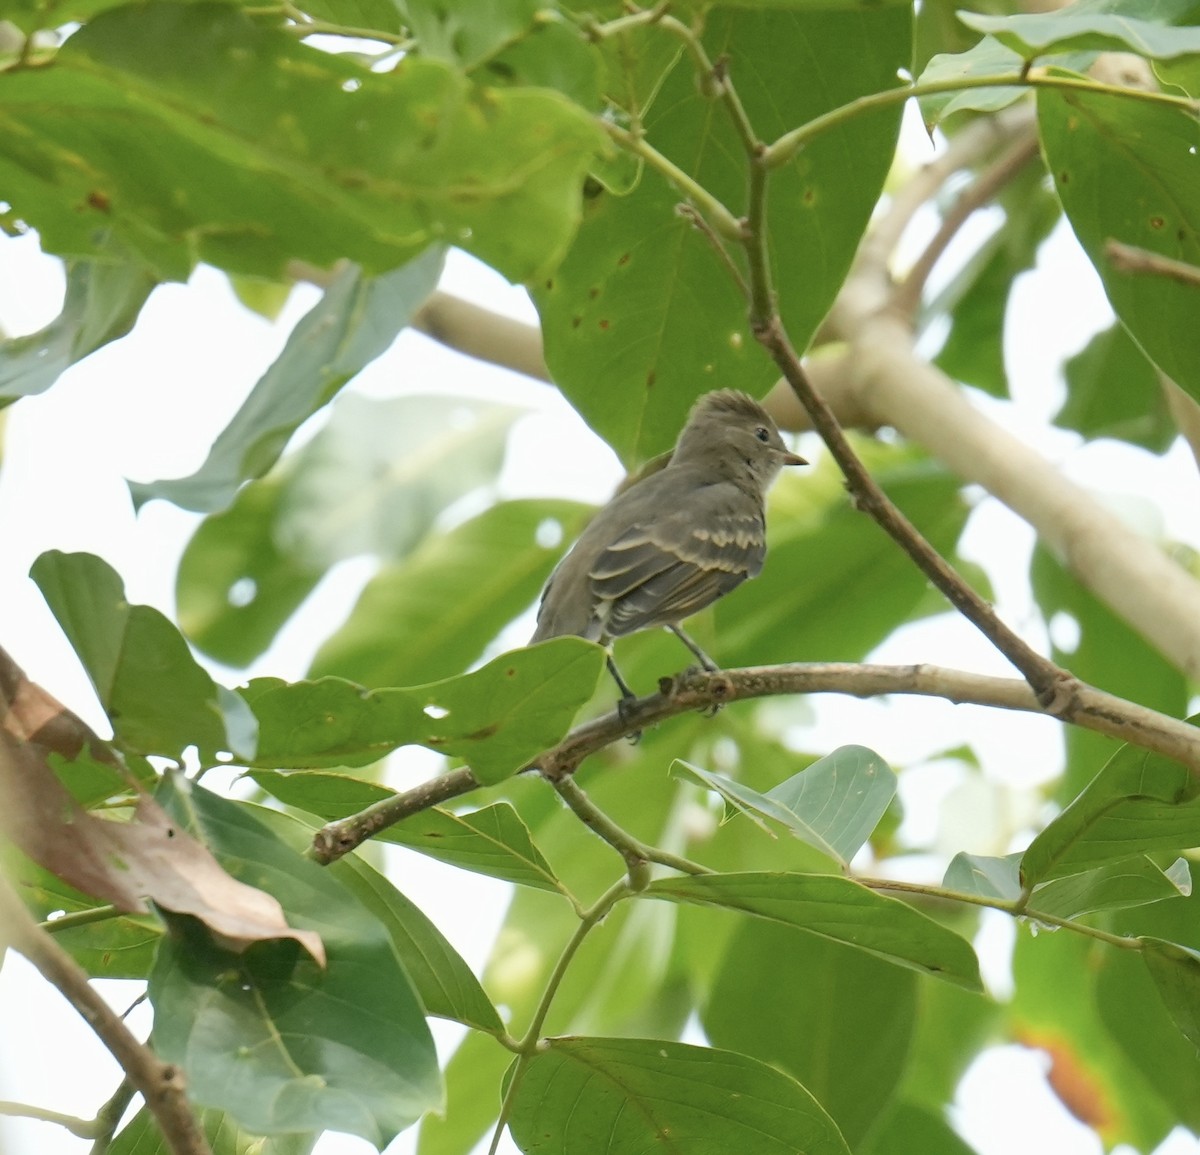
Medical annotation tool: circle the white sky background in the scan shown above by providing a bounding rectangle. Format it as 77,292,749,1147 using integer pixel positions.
2,109,1200,1155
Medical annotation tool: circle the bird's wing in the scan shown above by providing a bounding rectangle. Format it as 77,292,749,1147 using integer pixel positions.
589,492,766,636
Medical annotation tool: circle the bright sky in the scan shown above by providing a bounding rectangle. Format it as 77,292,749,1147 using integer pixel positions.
2,126,1199,1154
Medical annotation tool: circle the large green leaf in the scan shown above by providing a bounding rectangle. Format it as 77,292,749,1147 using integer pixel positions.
535,5,909,463
0,3,604,281
646,872,982,988
402,0,541,69
1039,84,1200,403
961,0,1200,60
131,251,446,512
5,848,161,979
1055,320,1176,452
177,395,520,667
246,769,571,896
703,920,916,1147
945,850,1191,919
860,1101,978,1155
1020,736,1200,886
245,637,604,783
149,776,441,1144
1009,927,1175,1148
30,550,257,760
110,1105,317,1155
1099,888,1200,1125
1141,937,1200,1050
509,1037,851,1155
0,239,157,404
249,802,504,1033
310,498,590,686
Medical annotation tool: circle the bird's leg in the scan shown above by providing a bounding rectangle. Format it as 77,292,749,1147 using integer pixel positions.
667,625,720,673
606,654,642,742
666,625,723,717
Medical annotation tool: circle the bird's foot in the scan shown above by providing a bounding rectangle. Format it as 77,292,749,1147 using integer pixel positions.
616,693,642,744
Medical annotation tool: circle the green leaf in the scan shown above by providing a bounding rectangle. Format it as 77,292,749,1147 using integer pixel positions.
645,872,982,988
1033,856,1191,919
0,240,156,404
1097,958,1200,1130
149,776,442,1144
310,498,590,686
1141,936,1200,1050
535,5,909,463
110,1105,317,1155
402,0,540,69
0,3,604,281
509,1036,851,1155
860,1101,979,1155
1055,320,1176,452
246,770,570,895
961,0,1200,60
477,16,604,110
246,638,605,783
675,744,897,867
1039,84,1200,404
175,477,324,668
917,38,1032,128
703,920,916,1147
6,848,161,979
131,251,446,513
1009,928,1176,1148
177,397,521,668
715,453,971,666
1020,735,1200,886
765,745,897,865
247,801,504,1033
943,851,1021,902
30,550,257,760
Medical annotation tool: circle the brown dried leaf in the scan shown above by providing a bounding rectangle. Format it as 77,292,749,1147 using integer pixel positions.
0,647,324,964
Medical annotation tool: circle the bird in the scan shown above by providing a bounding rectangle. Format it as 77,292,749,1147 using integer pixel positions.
530,389,807,705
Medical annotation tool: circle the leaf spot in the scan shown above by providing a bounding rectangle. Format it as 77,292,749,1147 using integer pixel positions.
423,704,449,720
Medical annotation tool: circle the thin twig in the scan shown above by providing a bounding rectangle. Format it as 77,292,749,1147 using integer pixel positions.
89,1078,137,1155
756,316,1071,706
766,72,1198,168
0,878,210,1155
892,128,1041,318
1106,240,1200,288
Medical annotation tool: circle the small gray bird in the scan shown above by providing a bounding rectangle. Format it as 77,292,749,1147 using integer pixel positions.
531,389,807,702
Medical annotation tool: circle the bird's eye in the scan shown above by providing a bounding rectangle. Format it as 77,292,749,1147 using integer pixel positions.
754,426,770,443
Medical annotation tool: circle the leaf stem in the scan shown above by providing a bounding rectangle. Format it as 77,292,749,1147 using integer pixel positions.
488,878,631,1155
766,72,1199,168
41,905,122,933
601,121,745,241
857,875,1144,950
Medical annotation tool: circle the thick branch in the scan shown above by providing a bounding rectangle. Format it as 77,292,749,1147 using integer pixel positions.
833,262,1200,680
309,660,1200,861
0,877,210,1155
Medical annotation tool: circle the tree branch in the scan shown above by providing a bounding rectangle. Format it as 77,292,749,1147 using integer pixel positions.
0,876,211,1155
308,660,1200,862
892,127,1041,318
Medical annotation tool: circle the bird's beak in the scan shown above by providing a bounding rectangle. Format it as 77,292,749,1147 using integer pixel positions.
781,451,808,467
